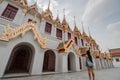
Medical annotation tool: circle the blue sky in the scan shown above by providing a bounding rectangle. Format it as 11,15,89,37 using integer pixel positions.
27,0,120,52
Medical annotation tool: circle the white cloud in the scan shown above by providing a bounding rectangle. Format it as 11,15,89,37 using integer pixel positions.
81,0,120,51
98,21,120,51
82,0,120,27
107,21,120,32
82,0,104,22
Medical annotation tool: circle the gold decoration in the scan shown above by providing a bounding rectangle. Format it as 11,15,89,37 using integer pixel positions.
0,21,47,49
79,47,87,57
73,16,81,39
54,10,61,27
106,53,112,60
0,0,3,4
22,8,29,16
100,53,104,59
57,38,74,53
92,51,100,59
40,0,53,22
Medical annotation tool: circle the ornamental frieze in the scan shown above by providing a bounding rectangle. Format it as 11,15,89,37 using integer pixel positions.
0,21,47,49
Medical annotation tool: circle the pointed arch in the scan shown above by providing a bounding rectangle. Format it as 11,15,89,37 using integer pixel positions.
67,52,76,71
4,42,35,75
43,50,56,72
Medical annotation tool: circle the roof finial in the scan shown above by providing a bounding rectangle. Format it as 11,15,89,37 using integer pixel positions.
88,26,91,37
48,0,51,9
74,16,76,27
57,10,59,18
81,21,84,33
63,8,65,19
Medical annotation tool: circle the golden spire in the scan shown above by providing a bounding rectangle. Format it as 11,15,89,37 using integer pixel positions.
74,16,76,27
73,16,81,38
48,0,51,9
63,8,66,20
74,16,79,31
88,26,92,38
81,21,88,38
81,21,84,33
56,10,60,23
54,10,60,26
62,8,67,25
57,10,59,18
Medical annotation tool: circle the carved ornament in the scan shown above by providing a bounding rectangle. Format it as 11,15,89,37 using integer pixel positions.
0,21,47,49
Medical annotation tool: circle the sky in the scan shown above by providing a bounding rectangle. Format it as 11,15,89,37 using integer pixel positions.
27,0,120,52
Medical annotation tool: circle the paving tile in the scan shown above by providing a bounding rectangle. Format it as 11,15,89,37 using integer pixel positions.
1,68,120,80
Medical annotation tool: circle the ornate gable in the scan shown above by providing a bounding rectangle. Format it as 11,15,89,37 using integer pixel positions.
57,38,74,53
41,8,53,21
61,17,72,32
73,16,81,38
54,11,61,27
40,0,53,22
73,26,81,39
0,21,47,49
12,0,28,7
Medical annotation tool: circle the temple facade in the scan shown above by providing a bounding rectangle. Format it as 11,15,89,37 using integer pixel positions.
0,0,114,78
110,48,120,67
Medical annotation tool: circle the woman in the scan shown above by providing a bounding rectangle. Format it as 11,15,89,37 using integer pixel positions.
86,46,95,80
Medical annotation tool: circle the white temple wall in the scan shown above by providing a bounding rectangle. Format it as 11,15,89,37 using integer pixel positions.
0,0,8,16
0,31,45,77
113,57,120,67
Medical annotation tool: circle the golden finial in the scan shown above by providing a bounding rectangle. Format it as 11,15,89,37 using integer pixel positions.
88,26,91,37
48,0,51,9
63,8,65,19
74,16,76,27
57,10,59,18
81,21,84,33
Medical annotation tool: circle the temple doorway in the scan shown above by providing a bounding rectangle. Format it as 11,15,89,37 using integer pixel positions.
4,43,34,75
79,57,82,70
43,50,56,72
68,52,76,71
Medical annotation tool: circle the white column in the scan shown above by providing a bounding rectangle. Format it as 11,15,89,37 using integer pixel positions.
31,49,44,75
57,53,68,72
81,57,87,71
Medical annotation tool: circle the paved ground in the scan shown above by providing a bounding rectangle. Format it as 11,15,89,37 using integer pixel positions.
1,68,120,80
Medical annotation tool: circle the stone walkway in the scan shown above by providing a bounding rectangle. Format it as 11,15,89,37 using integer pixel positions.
1,68,120,80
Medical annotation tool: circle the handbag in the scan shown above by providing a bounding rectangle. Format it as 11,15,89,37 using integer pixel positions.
86,59,93,67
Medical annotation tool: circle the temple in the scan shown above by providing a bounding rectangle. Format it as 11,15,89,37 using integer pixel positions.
0,0,114,78
109,48,120,67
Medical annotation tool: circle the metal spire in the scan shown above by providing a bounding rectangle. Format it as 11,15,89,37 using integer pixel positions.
74,16,76,27
63,8,65,19
81,21,84,33
57,10,59,18
48,0,51,9
88,26,91,37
